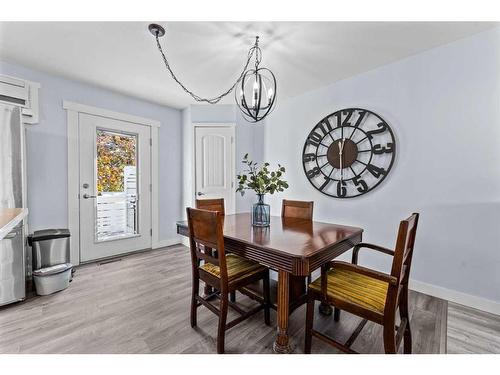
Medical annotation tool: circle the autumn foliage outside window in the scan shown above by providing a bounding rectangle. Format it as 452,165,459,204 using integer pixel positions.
96,130,137,193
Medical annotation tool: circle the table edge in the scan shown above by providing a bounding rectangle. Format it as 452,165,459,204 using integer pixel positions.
175,218,363,260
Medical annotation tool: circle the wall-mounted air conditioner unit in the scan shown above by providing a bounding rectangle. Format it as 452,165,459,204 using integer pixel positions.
0,74,41,124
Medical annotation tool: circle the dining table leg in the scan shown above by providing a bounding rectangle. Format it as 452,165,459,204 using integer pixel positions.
273,270,292,354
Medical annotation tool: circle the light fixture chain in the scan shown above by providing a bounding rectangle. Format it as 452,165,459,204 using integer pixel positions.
154,35,258,104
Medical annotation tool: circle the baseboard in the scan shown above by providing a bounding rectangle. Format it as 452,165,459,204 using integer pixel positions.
409,279,500,316
152,238,181,249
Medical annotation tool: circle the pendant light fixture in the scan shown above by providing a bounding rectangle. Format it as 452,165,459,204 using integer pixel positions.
148,24,276,123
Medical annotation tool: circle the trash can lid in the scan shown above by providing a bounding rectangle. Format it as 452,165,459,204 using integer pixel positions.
33,263,73,277
30,229,70,243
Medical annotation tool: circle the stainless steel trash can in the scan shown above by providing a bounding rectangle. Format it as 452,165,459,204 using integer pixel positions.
28,229,70,269
33,263,73,295
28,229,73,296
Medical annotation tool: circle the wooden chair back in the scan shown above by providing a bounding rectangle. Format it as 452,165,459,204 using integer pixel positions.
186,207,228,284
390,213,420,286
195,198,225,215
281,199,314,220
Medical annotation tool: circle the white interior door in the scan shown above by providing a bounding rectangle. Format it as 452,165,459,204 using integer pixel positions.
79,113,151,262
195,126,235,214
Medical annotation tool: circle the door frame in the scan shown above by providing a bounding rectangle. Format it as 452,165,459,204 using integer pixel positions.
63,101,160,266
193,123,236,215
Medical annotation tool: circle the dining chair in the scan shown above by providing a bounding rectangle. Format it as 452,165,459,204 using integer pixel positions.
195,198,237,302
281,199,316,294
281,199,314,220
187,207,271,354
195,198,225,215
304,213,420,354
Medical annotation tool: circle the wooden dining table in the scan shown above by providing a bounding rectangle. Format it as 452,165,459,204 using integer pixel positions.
176,213,363,353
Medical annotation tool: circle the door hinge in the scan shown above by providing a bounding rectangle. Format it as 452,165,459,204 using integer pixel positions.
150,138,152,146
231,181,234,188
231,137,234,144
150,228,153,236
149,183,152,192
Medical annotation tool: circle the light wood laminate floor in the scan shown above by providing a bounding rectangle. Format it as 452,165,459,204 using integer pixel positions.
0,245,497,354
447,302,500,354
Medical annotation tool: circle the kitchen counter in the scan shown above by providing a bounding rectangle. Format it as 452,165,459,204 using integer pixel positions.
0,208,28,240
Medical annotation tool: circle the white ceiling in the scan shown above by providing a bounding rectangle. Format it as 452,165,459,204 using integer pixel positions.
0,22,496,109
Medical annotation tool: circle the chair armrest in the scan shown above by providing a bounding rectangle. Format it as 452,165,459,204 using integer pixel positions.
331,261,398,286
352,242,395,264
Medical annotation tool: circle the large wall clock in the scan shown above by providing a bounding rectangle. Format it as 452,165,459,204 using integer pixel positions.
302,108,396,198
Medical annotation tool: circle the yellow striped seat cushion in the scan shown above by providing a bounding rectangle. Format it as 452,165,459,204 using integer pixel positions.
309,268,388,314
200,254,266,283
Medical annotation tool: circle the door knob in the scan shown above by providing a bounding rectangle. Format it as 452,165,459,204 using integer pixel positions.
83,193,97,199
197,192,205,196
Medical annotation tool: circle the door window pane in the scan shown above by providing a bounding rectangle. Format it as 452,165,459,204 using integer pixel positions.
95,129,138,242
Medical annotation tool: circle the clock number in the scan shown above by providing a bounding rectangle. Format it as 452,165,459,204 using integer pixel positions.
352,176,368,193
303,153,317,162
353,110,367,128
372,143,394,154
335,109,354,138
342,109,353,127
336,181,347,197
366,164,387,178
366,122,388,140
319,177,331,191
348,110,368,139
306,131,323,147
306,167,321,179
316,118,333,136
335,111,342,128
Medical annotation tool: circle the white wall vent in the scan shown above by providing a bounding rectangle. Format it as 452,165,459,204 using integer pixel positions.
0,74,41,124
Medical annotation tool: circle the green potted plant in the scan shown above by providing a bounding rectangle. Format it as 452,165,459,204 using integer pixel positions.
236,154,289,227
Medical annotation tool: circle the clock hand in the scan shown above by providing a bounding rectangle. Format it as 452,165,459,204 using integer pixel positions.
339,138,345,181
339,138,346,154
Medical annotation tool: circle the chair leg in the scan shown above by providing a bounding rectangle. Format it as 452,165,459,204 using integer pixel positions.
319,302,333,316
191,275,199,328
304,297,315,354
333,307,341,322
400,286,412,354
217,292,229,354
383,315,397,354
230,291,236,303
263,270,271,326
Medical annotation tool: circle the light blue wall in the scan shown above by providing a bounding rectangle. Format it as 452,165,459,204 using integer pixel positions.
0,60,183,242
190,104,236,123
264,27,500,306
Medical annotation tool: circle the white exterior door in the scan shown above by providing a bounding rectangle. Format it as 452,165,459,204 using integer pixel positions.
79,113,151,262
195,126,235,214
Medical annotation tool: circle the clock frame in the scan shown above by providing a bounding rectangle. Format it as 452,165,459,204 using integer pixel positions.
302,108,396,198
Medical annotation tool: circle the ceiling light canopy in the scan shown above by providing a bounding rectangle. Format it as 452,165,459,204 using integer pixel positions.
148,23,276,123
